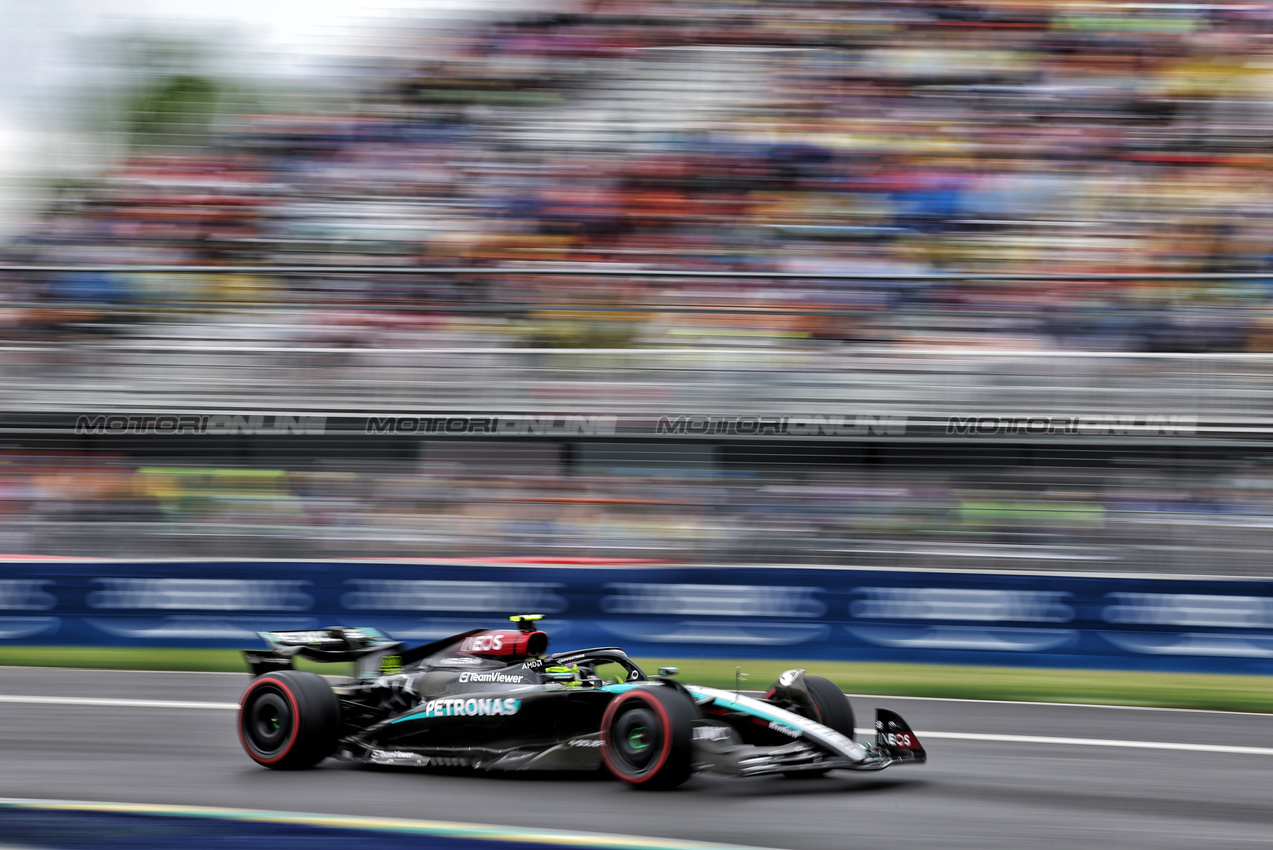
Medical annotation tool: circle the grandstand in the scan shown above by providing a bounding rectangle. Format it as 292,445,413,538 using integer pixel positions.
4,0,1273,575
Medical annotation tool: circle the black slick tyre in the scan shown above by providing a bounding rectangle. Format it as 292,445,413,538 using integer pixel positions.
803,675,855,741
600,687,695,790
238,670,340,770
774,675,853,778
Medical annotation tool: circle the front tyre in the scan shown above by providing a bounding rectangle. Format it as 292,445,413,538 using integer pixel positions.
238,670,340,770
803,675,855,741
600,687,695,790
768,675,854,778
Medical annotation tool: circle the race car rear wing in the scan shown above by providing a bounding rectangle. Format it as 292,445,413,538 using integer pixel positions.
244,627,404,678
243,626,488,678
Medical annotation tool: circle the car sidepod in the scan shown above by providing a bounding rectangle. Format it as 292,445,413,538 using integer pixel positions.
345,684,615,771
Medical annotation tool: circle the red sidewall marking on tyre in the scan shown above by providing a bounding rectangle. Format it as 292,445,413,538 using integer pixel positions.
237,677,301,765
601,691,673,785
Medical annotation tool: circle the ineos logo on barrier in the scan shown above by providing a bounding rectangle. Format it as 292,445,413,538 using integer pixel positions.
1102,594,1273,628
0,580,56,611
600,584,826,618
86,579,313,611
849,588,1075,622
341,580,567,613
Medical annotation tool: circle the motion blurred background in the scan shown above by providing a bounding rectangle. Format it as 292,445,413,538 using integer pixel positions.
3,0,1273,578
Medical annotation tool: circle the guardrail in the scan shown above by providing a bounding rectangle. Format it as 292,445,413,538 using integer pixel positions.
4,345,1273,425
3,511,1272,576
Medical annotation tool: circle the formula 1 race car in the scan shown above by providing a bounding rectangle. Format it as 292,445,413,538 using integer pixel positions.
237,615,926,789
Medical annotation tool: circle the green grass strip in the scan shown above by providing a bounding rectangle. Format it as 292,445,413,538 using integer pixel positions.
3,647,1271,713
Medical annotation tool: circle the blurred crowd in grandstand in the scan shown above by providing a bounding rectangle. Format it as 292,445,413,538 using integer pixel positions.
2,449,1271,574
8,1,1273,574
8,0,1273,351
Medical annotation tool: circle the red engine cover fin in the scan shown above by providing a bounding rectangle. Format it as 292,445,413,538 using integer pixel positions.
456,629,548,658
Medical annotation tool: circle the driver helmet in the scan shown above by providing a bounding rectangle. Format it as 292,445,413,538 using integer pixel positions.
543,664,583,687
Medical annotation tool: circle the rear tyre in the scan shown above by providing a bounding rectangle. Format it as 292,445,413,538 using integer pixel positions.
600,687,695,790
239,670,340,770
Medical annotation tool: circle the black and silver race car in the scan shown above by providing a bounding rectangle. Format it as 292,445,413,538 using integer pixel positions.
237,615,926,789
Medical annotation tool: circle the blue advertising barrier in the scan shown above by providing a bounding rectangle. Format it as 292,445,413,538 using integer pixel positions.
2,561,1273,675
0,799,757,850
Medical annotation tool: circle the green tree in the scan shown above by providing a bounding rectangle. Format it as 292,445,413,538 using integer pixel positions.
125,72,223,149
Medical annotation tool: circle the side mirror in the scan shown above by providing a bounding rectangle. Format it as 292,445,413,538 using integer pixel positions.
657,666,679,677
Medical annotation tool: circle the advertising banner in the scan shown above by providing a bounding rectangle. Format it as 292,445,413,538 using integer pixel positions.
2,561,1272,675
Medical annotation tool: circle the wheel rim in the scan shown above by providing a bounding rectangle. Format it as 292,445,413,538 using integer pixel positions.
244,688,292,756
611,706,661,774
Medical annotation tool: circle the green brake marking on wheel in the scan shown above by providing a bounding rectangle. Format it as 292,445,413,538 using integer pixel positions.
628,727,650,750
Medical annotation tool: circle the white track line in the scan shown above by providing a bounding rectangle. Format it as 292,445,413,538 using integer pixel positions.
850,728,1273,757
0,666,247,676
0,695,238,710
2,694,1271,757
845,693,1273,717
923,731,1273,757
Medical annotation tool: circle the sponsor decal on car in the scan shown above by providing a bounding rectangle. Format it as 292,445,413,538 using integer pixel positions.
768,721,803,738
371,750,419,761
419,697,521,718
458,671,529,684
267,630,338,645
460,634,506,653
777,669,804,687
437,656,485,666
568,738,603,748
692,725,734,742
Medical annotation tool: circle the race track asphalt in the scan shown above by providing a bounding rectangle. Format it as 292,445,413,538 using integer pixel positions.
0,667,1269,850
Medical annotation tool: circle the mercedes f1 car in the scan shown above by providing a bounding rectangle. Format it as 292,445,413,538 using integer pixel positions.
237,615,926,789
